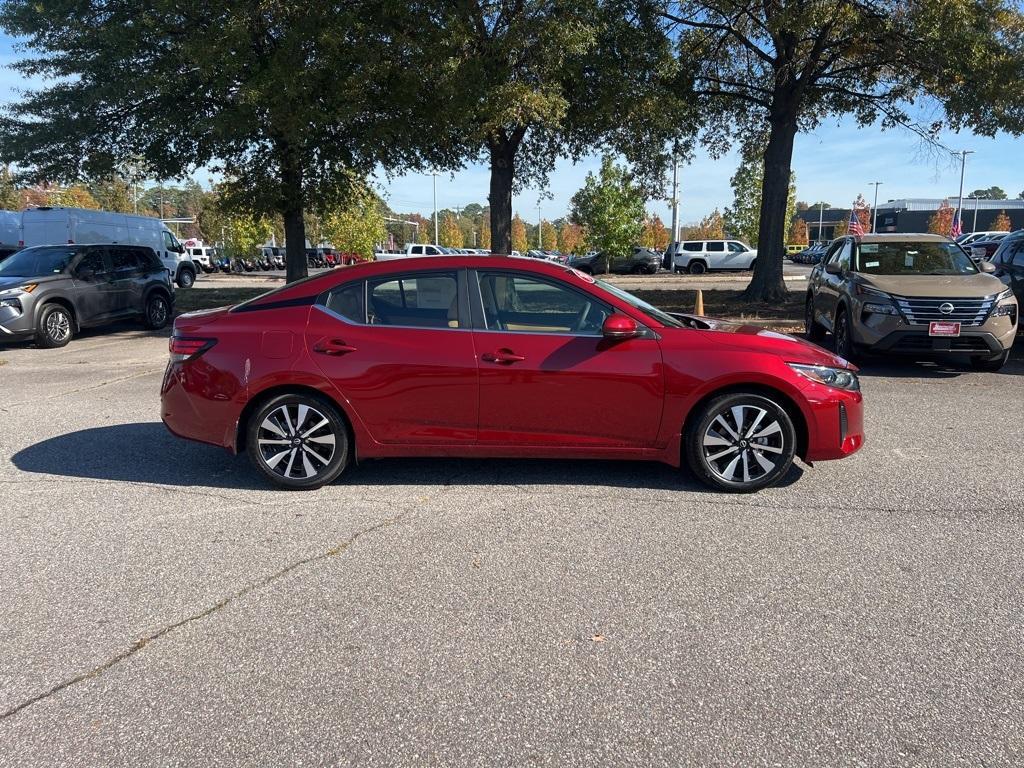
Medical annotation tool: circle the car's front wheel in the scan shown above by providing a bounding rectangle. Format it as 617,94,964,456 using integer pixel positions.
246,393,350,490
176,267,196,288
833,308,858,363
685,393,797,492
35,303,74,348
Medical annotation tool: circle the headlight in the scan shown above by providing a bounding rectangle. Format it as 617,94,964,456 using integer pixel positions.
788,363,860,391
993,289,1017,318
863,302,899,316
0,297,22,311
996,288,1014,302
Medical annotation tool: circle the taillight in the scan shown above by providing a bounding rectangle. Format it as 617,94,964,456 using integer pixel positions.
169,336,216,364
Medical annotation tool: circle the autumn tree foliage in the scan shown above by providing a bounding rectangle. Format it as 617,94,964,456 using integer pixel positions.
992,210,1012,232
641,215,670,250
789,218,809,246
558,222,585,254
684,209,725,240
928,200,955,235
852,193,872,232
511,214,528,253
439,213,464,248
540,219,558,250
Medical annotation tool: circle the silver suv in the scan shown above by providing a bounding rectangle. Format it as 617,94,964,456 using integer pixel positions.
0,244,174,348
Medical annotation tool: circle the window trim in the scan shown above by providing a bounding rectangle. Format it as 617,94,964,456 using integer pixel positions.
315,269,471,332
469,268,618,337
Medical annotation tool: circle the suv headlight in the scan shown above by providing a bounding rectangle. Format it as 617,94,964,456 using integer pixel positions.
855,284,899,315
788,363,860,391
993,288,1017,318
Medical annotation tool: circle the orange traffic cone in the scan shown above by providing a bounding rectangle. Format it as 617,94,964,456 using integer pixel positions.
694,289,704,316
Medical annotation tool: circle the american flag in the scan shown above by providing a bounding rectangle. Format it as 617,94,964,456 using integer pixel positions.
849,210,866,237
951,210,962,238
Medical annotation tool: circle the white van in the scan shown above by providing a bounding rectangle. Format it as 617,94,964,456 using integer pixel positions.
0,210,19,260
668,239,757,274
19,207,196,287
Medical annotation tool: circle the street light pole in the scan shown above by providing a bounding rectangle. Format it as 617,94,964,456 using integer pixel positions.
670,155,679,244
868,182,882,232
972,195,979,232
817,202,824,243
537,202,542,249
956,150,974,229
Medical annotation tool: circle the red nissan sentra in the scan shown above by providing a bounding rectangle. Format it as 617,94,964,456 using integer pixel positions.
161,256,863,492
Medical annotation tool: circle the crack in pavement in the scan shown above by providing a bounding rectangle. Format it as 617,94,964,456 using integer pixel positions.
0,367,164,410
0,508,412,723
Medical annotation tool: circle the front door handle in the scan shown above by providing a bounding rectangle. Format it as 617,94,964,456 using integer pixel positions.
481,349,526,364
314,339,357,356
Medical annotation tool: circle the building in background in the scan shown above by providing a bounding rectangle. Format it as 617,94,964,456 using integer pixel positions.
873,198,1024,233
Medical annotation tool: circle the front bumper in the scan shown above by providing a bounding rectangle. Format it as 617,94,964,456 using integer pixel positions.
0,299,37,339
802,386,865,462
853,306,1016,357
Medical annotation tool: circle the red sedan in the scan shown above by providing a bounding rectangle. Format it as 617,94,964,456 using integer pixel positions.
161,257,864,492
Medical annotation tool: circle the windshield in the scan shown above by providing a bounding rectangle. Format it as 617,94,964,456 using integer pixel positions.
589,277,685,328
0,246,78,277
853,241,977,276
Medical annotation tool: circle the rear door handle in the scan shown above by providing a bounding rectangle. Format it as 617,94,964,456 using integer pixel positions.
314,339,357,356
481,349,526,364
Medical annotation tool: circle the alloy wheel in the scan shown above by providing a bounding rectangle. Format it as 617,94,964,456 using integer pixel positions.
700,403,787,485
46,310,71,343
149,298,168,327
256,403,337,481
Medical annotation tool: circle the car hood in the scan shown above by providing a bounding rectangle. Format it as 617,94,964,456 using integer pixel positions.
0,274,64,292
860,272,1006,298
667,313,853,368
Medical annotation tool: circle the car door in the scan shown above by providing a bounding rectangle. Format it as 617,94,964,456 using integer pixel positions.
106,247,143,315
995,234,1024,301
704,241,726,268
722,241,751,269
814,239,851,329
470,269,664,448
69,247,118,325
307,269,479,444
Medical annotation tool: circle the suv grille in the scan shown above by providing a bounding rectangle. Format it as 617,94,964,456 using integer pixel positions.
893,296,994,327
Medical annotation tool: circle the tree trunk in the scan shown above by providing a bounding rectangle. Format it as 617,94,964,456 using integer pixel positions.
279,144,308,283
742,112,798,303
487,137,515,255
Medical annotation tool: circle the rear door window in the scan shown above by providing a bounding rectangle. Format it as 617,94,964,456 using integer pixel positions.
367,272,460,328
706,242,725,252
323,281,366,323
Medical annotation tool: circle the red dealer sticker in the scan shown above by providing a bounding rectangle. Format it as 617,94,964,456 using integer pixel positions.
570,268,596,284
929,321,961,337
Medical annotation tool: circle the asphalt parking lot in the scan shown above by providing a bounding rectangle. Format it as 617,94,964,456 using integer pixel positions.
1,321,1022,766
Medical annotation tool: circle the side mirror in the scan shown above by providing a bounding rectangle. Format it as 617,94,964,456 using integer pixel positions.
824,261,843,276
979,260,996,273
602,314,639,340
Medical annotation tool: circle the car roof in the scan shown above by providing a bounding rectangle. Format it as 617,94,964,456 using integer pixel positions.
851,233,953,244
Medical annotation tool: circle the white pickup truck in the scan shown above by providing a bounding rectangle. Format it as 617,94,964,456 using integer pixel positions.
375,243,452,261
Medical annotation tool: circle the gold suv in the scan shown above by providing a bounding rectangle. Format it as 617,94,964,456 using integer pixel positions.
806,233,1018,371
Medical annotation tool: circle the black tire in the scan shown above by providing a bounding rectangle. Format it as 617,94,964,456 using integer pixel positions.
833,308,858,363
688,261,707,275
805,293,826,344
35,303,74,348
246,392,350,490
144,292,171,330
176,267,195,289
645,264,658,275
748,258,757,271
970,349,1010,372
630,263,645,275
684,392,797,493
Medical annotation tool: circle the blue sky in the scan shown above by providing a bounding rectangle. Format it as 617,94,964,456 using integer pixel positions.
2,32,1022,225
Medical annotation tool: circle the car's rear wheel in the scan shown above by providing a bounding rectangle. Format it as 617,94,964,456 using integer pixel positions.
688,261,707,275
747,258,757,271
35,303,73,348
833,308,858,363
970,349,1010,372
685,393,797,493
805,294,826,344
144,292,170,330
246,393,350,490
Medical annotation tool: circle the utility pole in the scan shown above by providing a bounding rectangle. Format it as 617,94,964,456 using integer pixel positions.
817,202,824,243
669,155,679,244
971,195,980,232
432,172,439,244
956,150,974,229
868,182,882,232
537,202,543,249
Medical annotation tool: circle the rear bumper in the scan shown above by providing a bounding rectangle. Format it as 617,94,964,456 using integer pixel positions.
160,361,244,452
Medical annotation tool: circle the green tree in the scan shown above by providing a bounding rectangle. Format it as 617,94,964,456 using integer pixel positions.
511,215,529,253
439,213,464,248
724,141,796,247
0,0,440,282
0,166,21,210
89,176,135,213
658,0,1024,301
420,0,685,256
321,184,386,257
569,156,646,270
48,185,100,209
223,213,274,260
970,186,1008,200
